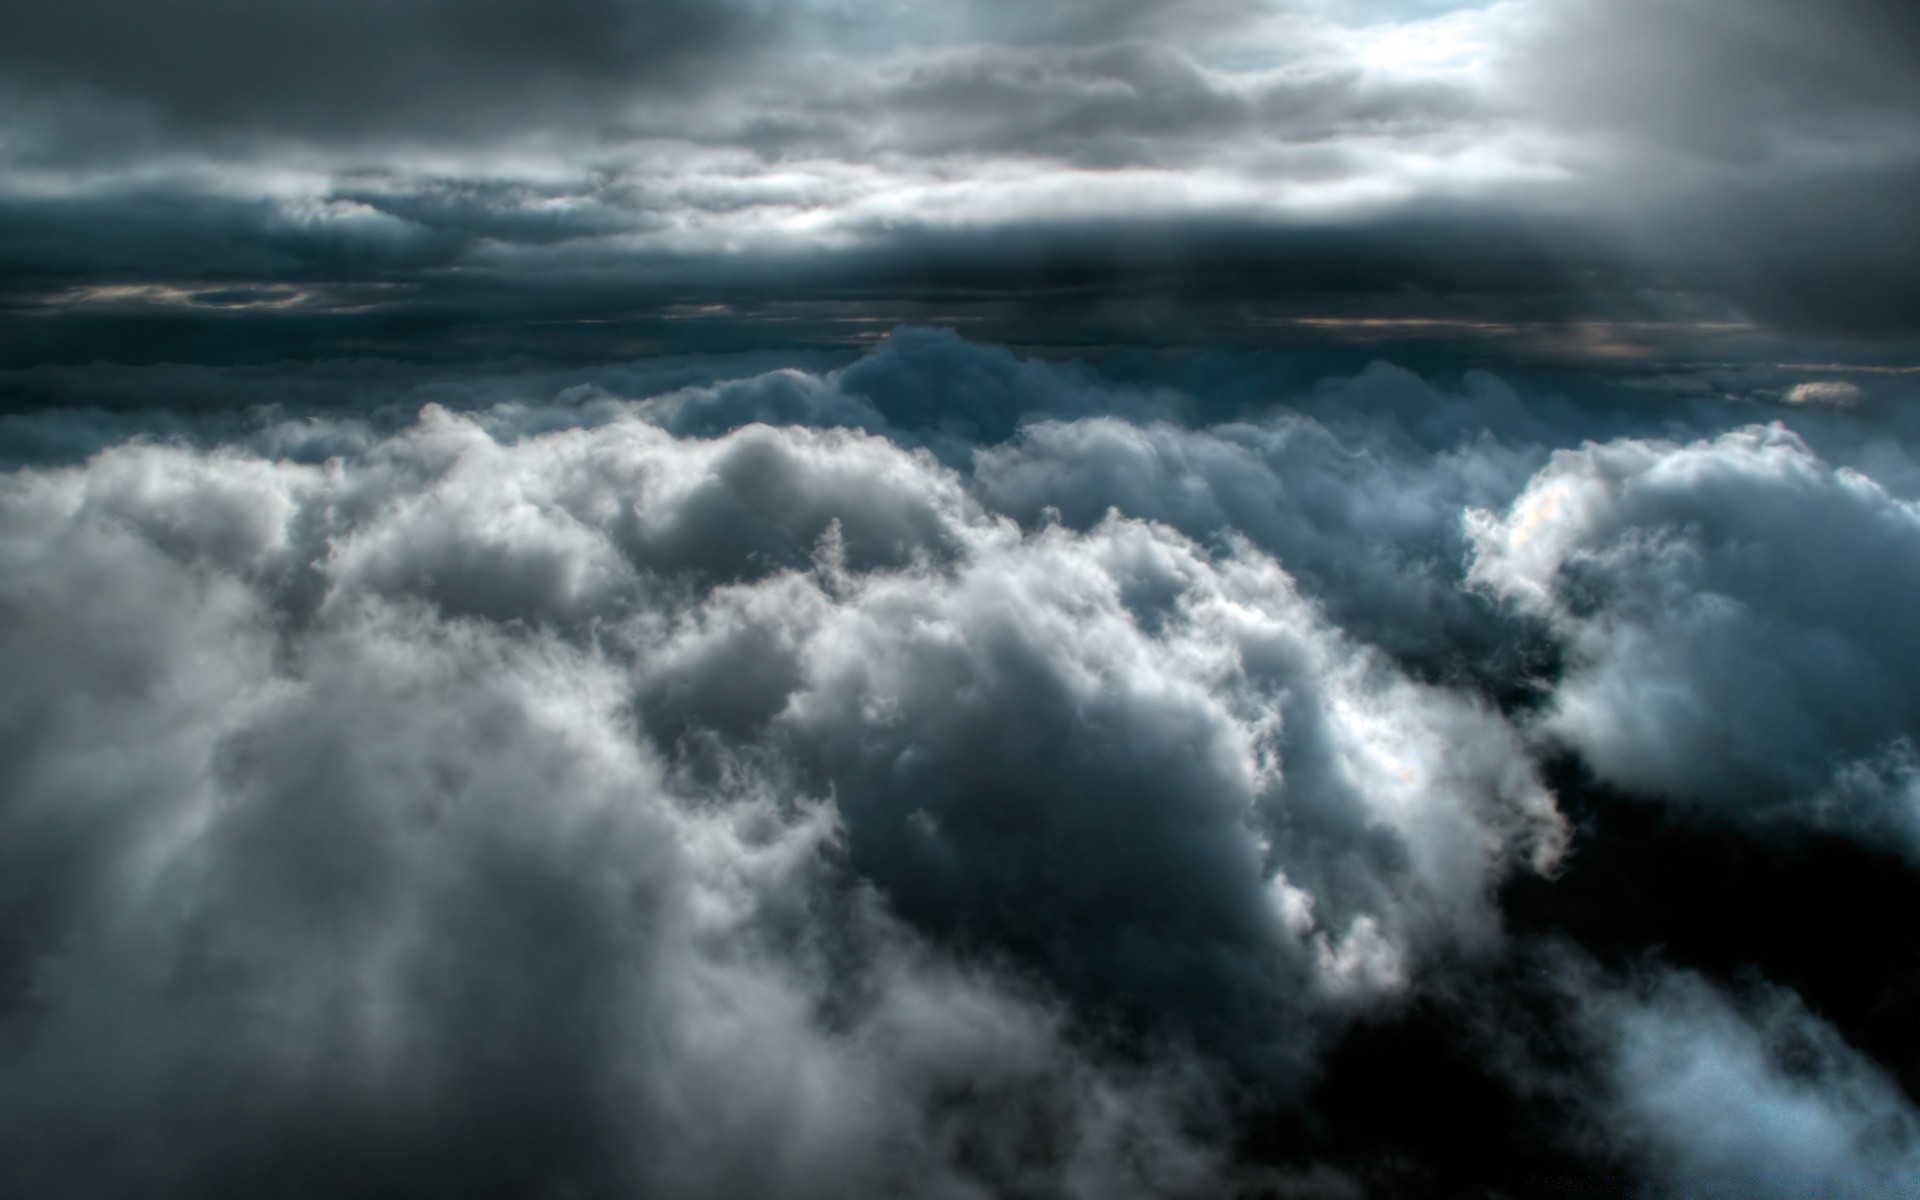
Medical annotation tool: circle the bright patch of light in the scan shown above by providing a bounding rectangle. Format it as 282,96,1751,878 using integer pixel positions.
1339,3,1515,82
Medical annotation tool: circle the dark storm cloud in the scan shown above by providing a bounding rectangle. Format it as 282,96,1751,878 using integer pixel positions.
0,184,1577,301
1514,0,1920,154
6,0,1920,358
0,0,762,140
1506,0,1920,343
815,0,1266,51
1627,161,1920,341
329,176,649,247
0,188,463,297
0,182,1668,367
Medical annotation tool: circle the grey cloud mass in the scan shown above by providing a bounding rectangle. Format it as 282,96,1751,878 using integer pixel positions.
6,0,1920,1194
1470,423,1920,857
1573,965,1920,1197
5,0,1920,356
5,330,1920,1194
1514,0,1920,154
797,42,1475,164
0,0,762,139
0,342,1575,1194
0,414,1230,1198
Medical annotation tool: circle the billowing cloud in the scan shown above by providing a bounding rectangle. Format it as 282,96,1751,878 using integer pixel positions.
0,351,1580,1193
5,0,1920,1187
1573,966,1920,1197
4,329,1920,1194
1469,423,1920,856
969,365,1555,674
0,424,1226,1198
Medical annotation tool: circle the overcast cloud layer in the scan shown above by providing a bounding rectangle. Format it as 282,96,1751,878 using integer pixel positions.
4,0,1920,364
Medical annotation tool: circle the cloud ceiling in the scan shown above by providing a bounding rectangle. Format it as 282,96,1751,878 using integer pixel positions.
4,0,1920,359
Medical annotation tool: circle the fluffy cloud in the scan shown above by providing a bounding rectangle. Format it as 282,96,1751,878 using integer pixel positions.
1574,967,1920,1197
0,381,1567,1193
8,331,1920,1193
1468,423,1920,855
0,430,1228,1198
969,368,1554,673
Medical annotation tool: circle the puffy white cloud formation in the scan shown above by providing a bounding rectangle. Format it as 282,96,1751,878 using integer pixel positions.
0,433,1233,1198
0,385,1564,1193
969,397,1547,669
1576,967,1920,1198
1469,423,1920,855
10,332,1920,1194
646,335,1565,668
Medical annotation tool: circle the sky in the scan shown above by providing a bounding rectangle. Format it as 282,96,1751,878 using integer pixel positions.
4,3,1920,1198
4,0,1920,366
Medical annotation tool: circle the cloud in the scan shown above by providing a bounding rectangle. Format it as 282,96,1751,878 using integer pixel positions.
1469,423,1920,856
1785,380,1864,407
968,363,1559,675
5,0,1920,1183
770,40,1477,167
0,427,1228,1198
1494,0,1920,343
0,369,1575,1193
1508,0,1920,156
8,322,1920,1200
0,0,762,141
0,181,1650,368
1572,966,1920,1197
7,331,1920,1193
3,0,1919,362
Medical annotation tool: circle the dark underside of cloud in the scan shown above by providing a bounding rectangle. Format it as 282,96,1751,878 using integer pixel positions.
4,327,1920,1198
3,198,1917,371
0,202,1621,363
0,0,763,139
